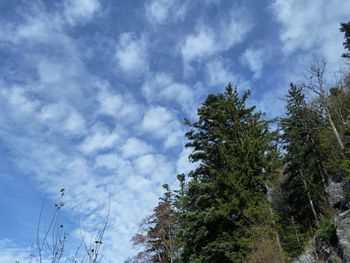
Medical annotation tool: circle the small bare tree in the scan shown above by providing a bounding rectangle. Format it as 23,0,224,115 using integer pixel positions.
22,189,109,263
302,58,345,153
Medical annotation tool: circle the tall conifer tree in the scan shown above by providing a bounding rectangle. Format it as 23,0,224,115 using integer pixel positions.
179,84,278,263
277,84,329,257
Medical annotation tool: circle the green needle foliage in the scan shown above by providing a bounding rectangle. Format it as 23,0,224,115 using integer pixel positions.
340,21,350,58
178,84,279,263
276,84,331,258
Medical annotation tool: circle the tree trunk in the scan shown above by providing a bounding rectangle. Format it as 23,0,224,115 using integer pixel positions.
300,169,318,222
326,106,345,152
291,216,301,247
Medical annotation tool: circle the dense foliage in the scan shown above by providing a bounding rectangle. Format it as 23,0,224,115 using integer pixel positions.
179,85,278,263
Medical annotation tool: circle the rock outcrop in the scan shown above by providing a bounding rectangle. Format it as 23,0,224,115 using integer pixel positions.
292,250,317,263
325,179,350,209
293,175,350,263
314,237,342,263
335,210,350,261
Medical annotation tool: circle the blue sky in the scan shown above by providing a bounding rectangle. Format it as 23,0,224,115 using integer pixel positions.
0,0,349,262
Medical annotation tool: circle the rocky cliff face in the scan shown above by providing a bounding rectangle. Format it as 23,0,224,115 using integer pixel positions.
335,210,350,261
292,176,350,263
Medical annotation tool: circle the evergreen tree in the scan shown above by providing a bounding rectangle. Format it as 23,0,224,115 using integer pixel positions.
324,86,350,177
340,123,350,179
179,84,278,263
335,22,350,178
340,21,350,58
277,84,330,258
272,177,308,260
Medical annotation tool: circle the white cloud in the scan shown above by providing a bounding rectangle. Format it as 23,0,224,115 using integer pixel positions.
14,15,62,43
39,102,86,136
39,103,64,122
141,106,183,148
0,7,92,104
271,0,350,68
94,153,122,170
180,12,252,66
96,86,144,124
64,0,100,25
125,175,153,192
0,13,72,49
142,72,195,112
63,110,86,135
0,0,99,46
205,57,250,90
1,86,40,115
91,151,176,259
37,59,81,84
205,58,235,86
145,0,186,25
0,2,191,262
134,154,174,184
121,137,154,158
146,0,171,24
0,239,31,263
97,88,124,117
116,97,145,123
176,147,197,175
20,139,174,262
240,47,264,79
79,123,119,154
219,12,252,50
16,16,52,41
181,26,216,64
115,33,149,75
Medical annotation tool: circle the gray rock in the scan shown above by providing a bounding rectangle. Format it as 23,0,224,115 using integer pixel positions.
326,181,346,208
335,210,350,262
293,210,350,263
325,180,350,209
315,237,342,263
292,250,317,263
